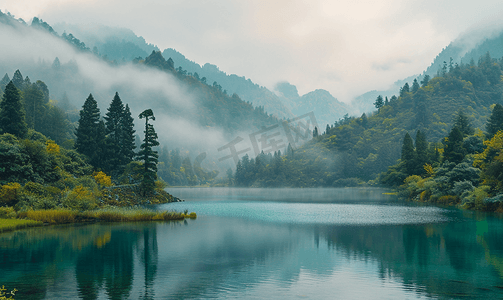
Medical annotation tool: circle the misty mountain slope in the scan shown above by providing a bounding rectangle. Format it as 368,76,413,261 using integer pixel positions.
43,22,354,126
274,82,353,127
236,55,503,187
351,27,503,115
162,48,294,120
53,22,160,62
0,11,281,168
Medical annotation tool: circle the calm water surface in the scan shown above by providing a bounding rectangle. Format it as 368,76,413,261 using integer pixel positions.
1,187,503,299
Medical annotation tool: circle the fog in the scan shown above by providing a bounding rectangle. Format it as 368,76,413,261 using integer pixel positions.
0,19,231,169
8,0,503,104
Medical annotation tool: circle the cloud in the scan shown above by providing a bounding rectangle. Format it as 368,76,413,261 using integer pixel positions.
3,0,503,103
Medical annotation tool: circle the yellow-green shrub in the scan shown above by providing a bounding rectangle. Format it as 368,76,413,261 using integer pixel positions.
62,185,97,210
23,209,76,224
93,171,112,187
0,183,21,206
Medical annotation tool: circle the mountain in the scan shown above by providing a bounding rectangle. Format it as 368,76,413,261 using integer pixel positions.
351,27,503,114
232,51,503,187
162,48,294,120
275,81,353,128
0,11,280,173
52,23,160,62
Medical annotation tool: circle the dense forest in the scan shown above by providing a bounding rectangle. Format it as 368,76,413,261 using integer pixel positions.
231,52,503,211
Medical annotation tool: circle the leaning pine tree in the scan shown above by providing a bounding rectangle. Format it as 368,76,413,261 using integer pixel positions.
137,109,159,195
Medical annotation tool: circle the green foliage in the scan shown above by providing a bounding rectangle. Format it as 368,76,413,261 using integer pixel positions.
0,81,28,138
443,126,466,164
75,93,103,168
401,132,415,175
453,109,474,137
486,103,503,139
374,95,384,110
137,109,159,194
62,185,97,211
0,207,16,219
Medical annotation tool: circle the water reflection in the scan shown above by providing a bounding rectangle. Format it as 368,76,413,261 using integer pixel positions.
1,193,503,299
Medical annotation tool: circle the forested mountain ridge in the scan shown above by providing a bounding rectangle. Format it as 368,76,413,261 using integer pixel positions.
53,22,352,125
352,26,503,114
233,52,503,190
0,11,279,146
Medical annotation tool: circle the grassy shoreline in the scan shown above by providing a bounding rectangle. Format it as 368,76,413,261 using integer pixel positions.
0,207,197,234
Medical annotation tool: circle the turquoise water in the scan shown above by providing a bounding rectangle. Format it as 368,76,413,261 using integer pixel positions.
1,187,503,299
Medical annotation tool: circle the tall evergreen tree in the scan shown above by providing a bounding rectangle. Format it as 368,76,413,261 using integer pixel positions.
22,83,45,130
11,70,24,90
411,78,420,93
120,104,136,165
486,103,503,139
414,130,428,174
444,126,466,164
374,95,384,110
75,94,101,165
137,109,159,195
401,132,415,175
421,75,430,87
105,92,125,144
0,73,10,91
104,92,124,174
0,81,28,138
453,109,474,137
400,83,410,97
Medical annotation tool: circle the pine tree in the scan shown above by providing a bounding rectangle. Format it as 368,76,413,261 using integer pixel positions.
444,126,466,164
105,92,124,144
75,94,101,165
120,104,136,165
401,132,415,175
0,81,28,138
412,78,420,93
313,126,319,137
0,73,10,91
453,109,474,137
486,104,503,139
400,83,410,97
414,130,428,174
137,109,159,195
104,92,124,174
374,95,384,110
11,70,24,90
420,75,430,87
22,83,45,130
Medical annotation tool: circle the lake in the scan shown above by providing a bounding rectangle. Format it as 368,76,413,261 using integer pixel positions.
1,187,503,299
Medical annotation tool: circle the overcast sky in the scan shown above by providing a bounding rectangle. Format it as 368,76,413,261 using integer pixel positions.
2,0,503,102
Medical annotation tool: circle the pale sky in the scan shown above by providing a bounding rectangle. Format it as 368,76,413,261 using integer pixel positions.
2,0,503,102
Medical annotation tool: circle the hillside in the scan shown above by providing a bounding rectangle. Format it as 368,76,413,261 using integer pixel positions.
0,11,289,181
232,52,503,187
52,23,353,124
352,27,503,114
